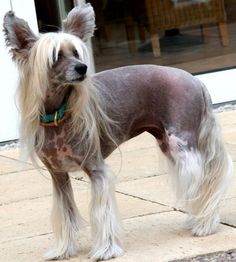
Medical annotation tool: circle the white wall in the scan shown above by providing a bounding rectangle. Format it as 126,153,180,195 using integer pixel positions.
0,0,38,142
196,69,236,104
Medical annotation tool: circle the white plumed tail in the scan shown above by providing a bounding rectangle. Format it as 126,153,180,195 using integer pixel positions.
169,87,233,236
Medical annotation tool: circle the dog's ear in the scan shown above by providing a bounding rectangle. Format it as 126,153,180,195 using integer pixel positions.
63,3,95,42
3,11,37,63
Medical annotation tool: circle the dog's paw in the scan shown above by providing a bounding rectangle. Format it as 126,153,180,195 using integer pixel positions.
89,243,124,261
191,214,220,237
44,244,79,260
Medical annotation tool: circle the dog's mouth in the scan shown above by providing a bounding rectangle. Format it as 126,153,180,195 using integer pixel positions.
78,75,86,81
72,75,86,82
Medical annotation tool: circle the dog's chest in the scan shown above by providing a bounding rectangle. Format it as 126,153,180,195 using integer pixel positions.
39,128,80,172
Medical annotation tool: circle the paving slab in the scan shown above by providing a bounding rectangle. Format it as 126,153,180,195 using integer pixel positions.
0,169,58,205
2,211,236,262
220,197,236,227
0,147,20,159
115,212,236,262
1,196,51,242
106,147,165,182
0,147,46,167
117,175,174,207
0,155,34,175
1,185,171,242
215,111,236,160
0,169,49,204
217,110,236,128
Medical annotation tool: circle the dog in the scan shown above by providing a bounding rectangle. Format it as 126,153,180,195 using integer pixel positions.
3,3,233,261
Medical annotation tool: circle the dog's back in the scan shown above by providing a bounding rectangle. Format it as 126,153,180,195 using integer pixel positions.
93,64,205,149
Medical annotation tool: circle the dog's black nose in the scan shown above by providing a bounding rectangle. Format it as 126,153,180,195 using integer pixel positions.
74,64,87,75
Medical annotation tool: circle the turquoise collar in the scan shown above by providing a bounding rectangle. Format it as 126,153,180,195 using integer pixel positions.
40,100,67,127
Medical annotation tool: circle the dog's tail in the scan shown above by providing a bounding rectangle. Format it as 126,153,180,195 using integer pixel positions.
191,85,233,235
168,83,233,236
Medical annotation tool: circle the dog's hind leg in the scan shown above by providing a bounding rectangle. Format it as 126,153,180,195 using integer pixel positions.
87,161,123,261
44,171,83,260
164,114,233,237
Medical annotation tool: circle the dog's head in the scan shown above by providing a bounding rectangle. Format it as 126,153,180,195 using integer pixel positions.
3,3,95,84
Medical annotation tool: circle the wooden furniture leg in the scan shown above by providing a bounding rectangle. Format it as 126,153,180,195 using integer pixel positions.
201,24,210,43
138,24,146,43
151,33,161,57
125,15,136,54
218,21,229,46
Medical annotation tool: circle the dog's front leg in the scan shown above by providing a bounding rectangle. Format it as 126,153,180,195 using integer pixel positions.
87,162,124,260
44,170,83,260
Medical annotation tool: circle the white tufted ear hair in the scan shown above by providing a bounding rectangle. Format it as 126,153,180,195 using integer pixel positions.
3,11,38,63
63,3,96,42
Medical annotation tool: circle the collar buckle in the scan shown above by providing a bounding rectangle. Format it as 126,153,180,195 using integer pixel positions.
54,111,59,127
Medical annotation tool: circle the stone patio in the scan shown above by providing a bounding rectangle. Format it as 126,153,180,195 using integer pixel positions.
1,110,236,262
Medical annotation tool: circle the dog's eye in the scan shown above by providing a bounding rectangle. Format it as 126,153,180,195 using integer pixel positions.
57,50,63,61
73,49,79,58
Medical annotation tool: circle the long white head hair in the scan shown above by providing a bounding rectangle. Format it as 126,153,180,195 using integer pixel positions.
4,4,115,163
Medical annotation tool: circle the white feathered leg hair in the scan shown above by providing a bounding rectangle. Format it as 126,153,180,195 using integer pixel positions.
168,92,233,236
44,172,84,260
88,162,123,260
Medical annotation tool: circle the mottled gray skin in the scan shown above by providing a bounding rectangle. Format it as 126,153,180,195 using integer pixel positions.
40,65,206,173
94,65,204,156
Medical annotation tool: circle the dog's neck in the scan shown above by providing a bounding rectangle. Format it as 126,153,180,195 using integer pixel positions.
44,85,72,114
